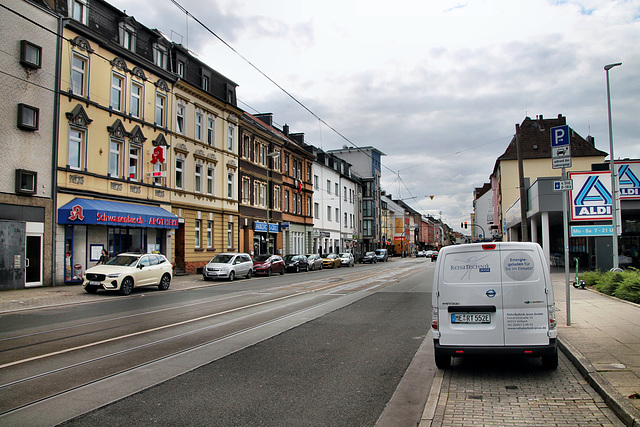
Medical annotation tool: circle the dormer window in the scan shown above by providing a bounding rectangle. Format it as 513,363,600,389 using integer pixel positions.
177,60,185,78
119,22,137,51
202,75,209,92
153,43,168,69
201,68,211,92
69,0,88,24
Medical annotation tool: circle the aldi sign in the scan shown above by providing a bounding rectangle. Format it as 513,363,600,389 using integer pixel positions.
569,171,612,221
618,161,640,200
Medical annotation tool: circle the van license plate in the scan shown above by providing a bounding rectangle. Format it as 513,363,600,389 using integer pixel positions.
451,313,490,324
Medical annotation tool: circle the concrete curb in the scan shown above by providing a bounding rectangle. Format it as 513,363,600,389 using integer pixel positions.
558,337,640,427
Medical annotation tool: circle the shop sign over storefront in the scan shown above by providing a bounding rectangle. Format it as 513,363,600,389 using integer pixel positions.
58,198,179,229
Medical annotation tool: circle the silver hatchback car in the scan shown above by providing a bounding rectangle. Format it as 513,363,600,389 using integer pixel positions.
203,253,253,281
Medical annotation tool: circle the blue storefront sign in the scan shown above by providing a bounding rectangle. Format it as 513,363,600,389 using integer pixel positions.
570,225,620,237
254,221,279,233
58,198,179,229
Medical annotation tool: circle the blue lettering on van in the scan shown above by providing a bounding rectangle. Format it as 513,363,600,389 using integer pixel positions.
479,267,490,273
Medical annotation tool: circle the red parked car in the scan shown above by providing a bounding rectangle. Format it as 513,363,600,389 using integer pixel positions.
252,254,285,276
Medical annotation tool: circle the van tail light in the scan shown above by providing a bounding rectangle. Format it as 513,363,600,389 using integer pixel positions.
548,305,557,330
431,307,438,330
482,244,496,250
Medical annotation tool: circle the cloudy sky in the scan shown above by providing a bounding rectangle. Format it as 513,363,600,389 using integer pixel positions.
110,0,639,233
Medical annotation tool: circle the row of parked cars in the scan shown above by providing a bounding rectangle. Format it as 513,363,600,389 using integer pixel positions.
82,249,387,296
203,252,359,281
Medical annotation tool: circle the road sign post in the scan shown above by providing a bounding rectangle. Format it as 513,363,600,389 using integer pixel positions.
551,124,572,326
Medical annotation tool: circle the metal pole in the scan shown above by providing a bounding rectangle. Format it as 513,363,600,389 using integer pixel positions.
563,167,571,326
605,62,622,270
516,124,529,241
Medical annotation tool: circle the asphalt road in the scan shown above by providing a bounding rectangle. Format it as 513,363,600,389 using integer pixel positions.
0,259,435,426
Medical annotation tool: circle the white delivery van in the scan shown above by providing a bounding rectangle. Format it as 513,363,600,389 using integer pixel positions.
431,242,557,369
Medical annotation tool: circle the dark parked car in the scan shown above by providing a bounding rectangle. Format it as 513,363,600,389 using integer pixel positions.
283,254,309,272
252,254,285,276
359,251,377,264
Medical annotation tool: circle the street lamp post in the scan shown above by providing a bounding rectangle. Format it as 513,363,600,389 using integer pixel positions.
605,62,622,270
265,151,280,255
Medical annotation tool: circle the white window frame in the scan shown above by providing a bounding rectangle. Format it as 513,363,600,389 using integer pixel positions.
130,80,143,118
195,219,201,248
154,43,168,69
69,0,88,24
195,110,203,141
109,138,122,177
155,92,166,127
207,116,215,146
175,157,184,189
227,222,233,249
227,171,234,198
242,177,250,204
110,72,125,112
207,166,215,195
177,60,185,78
227,125,235,152
68,127,85,170
195,163,202,193
274,185,281,211
207,220,213,248
128,144,141,180
71,52,87,96
253,182,259,206
176,101,186,135
314,202,319,219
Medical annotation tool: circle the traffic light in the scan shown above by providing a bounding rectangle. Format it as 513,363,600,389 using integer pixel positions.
464,222,468,229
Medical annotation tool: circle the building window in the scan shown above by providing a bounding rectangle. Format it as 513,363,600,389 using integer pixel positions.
68,128,85,169
284,154,289,174
20,40,41,69
307,197,311,218
177,60,185,78
15,169,37,195
195,164,202,193
227,125,235,152
195,219,201,248
128,144,140,180
71,53,87,96
176,102,185,134
259,182,266,207
207,220,213,248
284,190,289,213
110,72,124,111
155,93,166,126
227,222,233,249
70,0,87,24
327,206,332,221
227,172,234,198
335,183,339,197
242,177,250,204
253,182,259,206
344,212,348,227
241,136,250,159
363,200,373,217
364,220,373,237
17,104,39,131
307,163,312,181
207,167,215,195
273,150,281,172
335,208,339,222
175,158,184,189
314,175,319,189
130,81,143,118
195,111,203,141
153,162,163,186
274,186,281,211
153,43,168,69
344,186,347,201
119,23,136,51
327,180,331,194
109,139,122,176
207,116,215,146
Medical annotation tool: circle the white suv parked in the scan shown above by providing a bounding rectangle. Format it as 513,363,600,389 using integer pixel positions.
203,253,253,281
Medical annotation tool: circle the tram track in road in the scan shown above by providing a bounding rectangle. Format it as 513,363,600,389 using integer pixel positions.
0,261,431,424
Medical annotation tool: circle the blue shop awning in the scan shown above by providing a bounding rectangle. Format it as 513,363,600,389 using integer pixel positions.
58,198,179,229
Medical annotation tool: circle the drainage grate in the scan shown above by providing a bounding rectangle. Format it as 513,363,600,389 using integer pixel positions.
467,394,483,400
505,385,518,390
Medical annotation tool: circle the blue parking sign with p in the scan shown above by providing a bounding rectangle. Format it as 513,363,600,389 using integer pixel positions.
551,125,570,147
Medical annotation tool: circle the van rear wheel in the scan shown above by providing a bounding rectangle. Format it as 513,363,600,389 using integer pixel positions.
541,350,558,369
434,350,451,369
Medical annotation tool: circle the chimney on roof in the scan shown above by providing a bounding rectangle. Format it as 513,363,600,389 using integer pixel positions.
290,133,304,144
255,113,273,126
283,124,289,136
538,114,544,131
587,135,595,146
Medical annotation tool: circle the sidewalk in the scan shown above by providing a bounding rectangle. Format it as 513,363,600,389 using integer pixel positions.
551,271,640,426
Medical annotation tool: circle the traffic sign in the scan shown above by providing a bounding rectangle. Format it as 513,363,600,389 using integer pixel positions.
552,157,572,169
553,180,573,191
551,125,570,147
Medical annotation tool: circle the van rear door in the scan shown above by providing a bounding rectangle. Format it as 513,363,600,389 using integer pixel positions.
436,244,504,347
501,244,551,346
